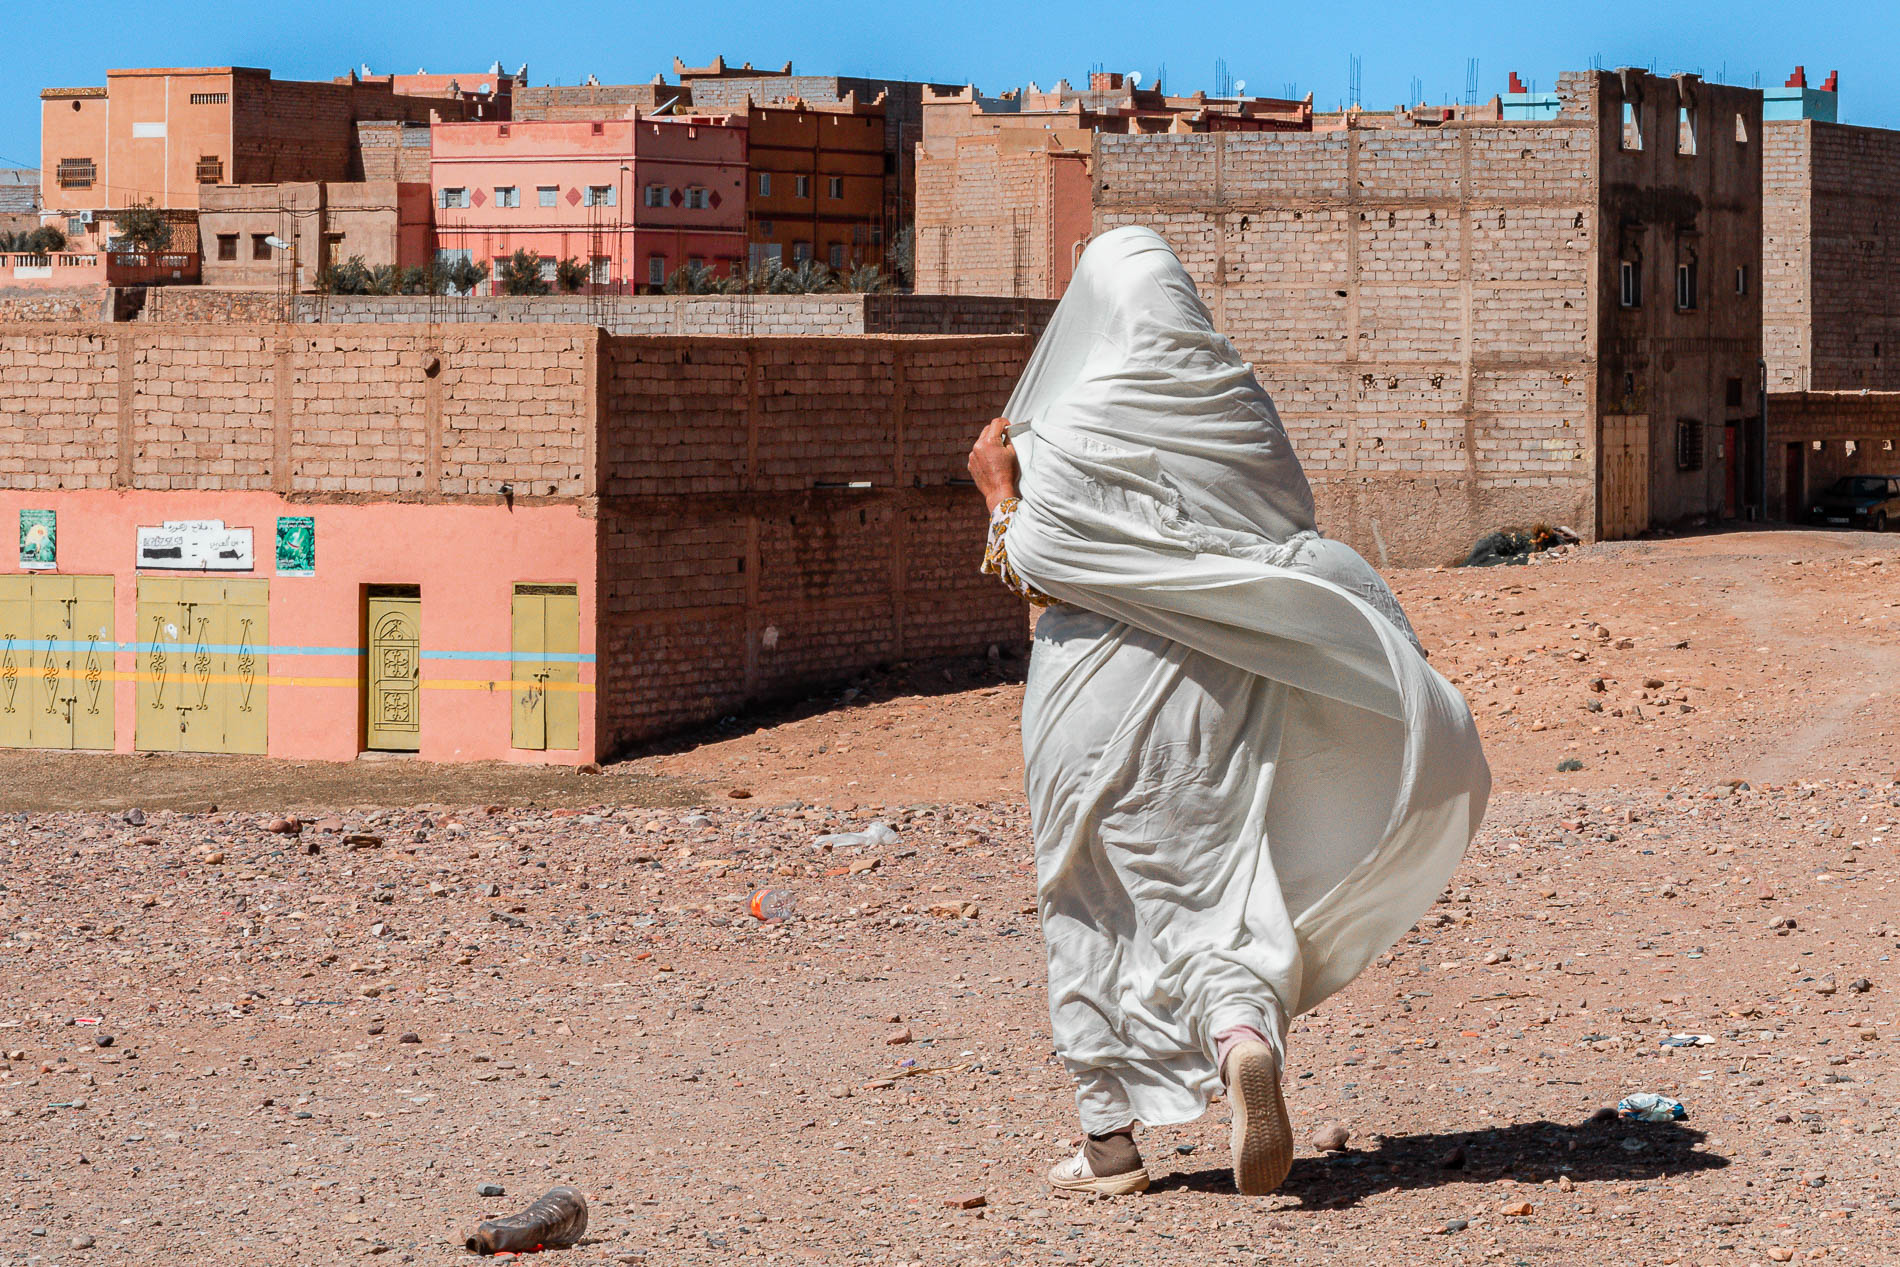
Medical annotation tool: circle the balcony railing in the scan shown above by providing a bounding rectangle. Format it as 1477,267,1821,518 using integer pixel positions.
0,250,201,288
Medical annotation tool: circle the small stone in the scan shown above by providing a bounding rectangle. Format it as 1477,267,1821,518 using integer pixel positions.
200,851,225,865
946,1193,987,1210
398,1032,420,1045
367,1023,385,1036
1499,1201,1534,1217
885,1027,913,1045
477,1183,505,1198
293,1110,313,1120
70,1233,95,1249
1438,1143,1467,1169
1556,1174,1574,1191
1308,1122,1350,1152
267,817,302,835
345,834,383,850
1767,1251,1794,1263
301,840,321,855
848,856,881,874
1815,975,1838,996
1482,949,1510,965
728,788,753,800
1847,977,1872,993
123,809,145,826
1444,1218,1469,1233
93,1034,114,1048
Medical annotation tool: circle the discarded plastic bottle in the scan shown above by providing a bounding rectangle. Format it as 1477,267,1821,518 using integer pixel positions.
465,1185,589,1255
748,887,797,921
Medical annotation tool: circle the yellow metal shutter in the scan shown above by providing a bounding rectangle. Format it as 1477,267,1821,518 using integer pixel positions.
69,577,115,751
0,577,30,749
510,586,548,750
543,589,580,752
218,579,269,755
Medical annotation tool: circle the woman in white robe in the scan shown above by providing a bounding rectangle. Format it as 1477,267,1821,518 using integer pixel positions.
966,227,1490,1197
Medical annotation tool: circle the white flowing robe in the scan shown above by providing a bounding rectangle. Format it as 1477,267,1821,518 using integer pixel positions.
1001,227,1490,1132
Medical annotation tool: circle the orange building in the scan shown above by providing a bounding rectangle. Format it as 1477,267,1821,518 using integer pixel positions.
430,115,747,292
746,96,887,272
39,66,459,237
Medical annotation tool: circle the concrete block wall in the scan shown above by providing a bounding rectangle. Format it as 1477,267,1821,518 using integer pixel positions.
1764,120,1900,392
0,287,109,322
593,334,1032,752
0,323,594,498
122,289,1056,338
1766,390,1900,516
1094,121,1598,566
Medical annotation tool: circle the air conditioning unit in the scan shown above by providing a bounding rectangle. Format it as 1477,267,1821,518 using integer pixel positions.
79,211,94,224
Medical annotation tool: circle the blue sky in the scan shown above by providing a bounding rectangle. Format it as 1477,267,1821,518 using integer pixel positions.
3,0,1892,170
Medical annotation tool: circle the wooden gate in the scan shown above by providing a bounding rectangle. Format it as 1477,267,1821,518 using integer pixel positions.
1599,414,1651,541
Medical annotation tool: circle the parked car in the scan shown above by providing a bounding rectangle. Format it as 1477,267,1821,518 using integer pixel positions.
1810,474,1900,531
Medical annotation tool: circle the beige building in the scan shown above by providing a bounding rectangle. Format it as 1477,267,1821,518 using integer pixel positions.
197,180,428,288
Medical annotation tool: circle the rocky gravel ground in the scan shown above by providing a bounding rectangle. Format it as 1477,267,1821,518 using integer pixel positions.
1,529,1896,1266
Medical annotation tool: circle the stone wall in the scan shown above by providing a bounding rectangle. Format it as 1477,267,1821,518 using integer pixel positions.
0,287,107,322
1763,121,1813,389
1093,117,1599,566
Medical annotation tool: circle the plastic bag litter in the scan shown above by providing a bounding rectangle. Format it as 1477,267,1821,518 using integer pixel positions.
1659,1033,1714,1048
814,819,901,849
1617,1092,1688,1122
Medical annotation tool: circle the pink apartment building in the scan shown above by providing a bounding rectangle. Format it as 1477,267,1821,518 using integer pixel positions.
429,115,746,291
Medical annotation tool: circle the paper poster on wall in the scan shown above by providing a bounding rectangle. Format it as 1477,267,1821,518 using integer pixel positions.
136,520,254,571
276,516,315,576
18,509,55,570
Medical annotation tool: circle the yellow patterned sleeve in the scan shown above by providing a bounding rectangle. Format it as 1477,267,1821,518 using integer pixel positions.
981,496,1059,606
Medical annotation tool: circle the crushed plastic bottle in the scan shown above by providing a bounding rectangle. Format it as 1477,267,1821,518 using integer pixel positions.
465,1185,589,1255
1616,1092,1687,1122
813,819,901,849
748,887,797,921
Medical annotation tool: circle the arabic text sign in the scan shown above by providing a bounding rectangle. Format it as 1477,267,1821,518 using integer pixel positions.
137,520,255,571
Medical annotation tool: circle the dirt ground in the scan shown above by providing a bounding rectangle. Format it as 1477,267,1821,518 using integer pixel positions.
1,527,1896,1267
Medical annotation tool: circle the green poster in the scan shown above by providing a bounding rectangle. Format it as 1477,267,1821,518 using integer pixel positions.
18,509,54,570
276,516,315,576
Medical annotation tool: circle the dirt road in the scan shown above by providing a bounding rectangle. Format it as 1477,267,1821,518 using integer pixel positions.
0,528,1895,1266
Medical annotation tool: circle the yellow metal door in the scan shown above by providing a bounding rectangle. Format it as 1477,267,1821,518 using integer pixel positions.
69,577,114,751
219,579,269,755
366,594,421,751
136,577,267,754
17,576,115,750
0,577,29,749
135,577,185,752
543,589,580,752
28,580,74,748
510,587,548,751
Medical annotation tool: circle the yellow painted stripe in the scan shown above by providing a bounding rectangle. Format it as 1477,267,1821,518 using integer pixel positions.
9,669,593,693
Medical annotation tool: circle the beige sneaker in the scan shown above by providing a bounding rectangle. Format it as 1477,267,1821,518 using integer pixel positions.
1222,1040,1293,1195
1046,1142,1151,1196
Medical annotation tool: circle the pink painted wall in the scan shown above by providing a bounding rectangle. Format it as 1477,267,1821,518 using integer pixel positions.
429,117,747,286
0,489,598,764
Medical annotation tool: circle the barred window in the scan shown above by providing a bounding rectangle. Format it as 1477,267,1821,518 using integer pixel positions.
195,155,224,184
1676,419,1705,472
56,158,95,189
189,92,229,105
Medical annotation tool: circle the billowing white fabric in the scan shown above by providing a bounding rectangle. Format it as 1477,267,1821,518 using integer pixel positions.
1004,226,1490,1131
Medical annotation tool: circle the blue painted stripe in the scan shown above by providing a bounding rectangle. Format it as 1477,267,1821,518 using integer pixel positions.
13,640,595,664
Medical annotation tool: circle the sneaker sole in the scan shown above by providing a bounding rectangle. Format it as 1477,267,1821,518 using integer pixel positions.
1046,1163,1152,1197
1226,1041,1293,1196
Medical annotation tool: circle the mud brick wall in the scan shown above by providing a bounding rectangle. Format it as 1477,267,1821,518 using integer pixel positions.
1093,117,1599,566
230,75,453,185
593,334,1033,753
1764,120,1900,392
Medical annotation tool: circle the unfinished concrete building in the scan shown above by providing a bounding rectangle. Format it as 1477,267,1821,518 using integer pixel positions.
1091,69,1763,565
915,74,1311,298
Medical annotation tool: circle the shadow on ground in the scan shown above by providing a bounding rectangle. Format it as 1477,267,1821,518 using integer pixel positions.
1152,1117,1726,1208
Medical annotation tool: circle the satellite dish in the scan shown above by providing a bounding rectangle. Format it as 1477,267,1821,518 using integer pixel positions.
1128,71,1143,88
1234,79,1247,96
